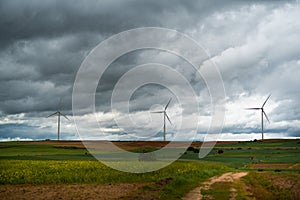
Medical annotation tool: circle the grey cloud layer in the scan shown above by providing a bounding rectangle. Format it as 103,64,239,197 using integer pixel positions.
0,0,299,140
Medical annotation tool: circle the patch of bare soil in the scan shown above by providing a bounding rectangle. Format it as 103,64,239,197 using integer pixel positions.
121,178,173,200
265,173,300,199
0,178,173,200
182,172,248,200
249,163,298,169
26,141,192,150
0,183,145,200
26,141,86,148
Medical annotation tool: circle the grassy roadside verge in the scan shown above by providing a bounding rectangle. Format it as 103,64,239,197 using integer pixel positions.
199,171,300,200
240,172,300,200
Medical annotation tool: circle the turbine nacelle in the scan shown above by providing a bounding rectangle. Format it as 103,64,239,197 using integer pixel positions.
47,111,69,120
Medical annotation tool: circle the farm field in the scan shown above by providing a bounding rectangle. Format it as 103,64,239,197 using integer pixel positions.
0,139,299,199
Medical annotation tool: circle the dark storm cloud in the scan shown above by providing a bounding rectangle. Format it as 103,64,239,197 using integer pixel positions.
0,0,182,47
1,0,291,47
0,0,295,115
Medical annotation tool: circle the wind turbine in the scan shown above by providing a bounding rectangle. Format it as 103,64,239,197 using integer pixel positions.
246,94,271,141
47,98,69,141
151,98,172,141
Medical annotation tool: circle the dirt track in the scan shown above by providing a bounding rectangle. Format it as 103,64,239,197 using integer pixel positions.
182,172,248,200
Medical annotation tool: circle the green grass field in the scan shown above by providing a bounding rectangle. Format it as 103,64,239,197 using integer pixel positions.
182,140,300,169
0,139,299,199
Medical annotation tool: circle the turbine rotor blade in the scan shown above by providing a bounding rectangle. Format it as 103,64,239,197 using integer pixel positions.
262,94,271,108
165,98,172,110
47,111,58,118
60,112,69,120
263,111,270,123
151,111,164,113
245,108,260,110
165,113,172,125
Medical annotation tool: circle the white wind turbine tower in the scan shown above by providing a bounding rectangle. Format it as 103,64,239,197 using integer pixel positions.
246,94,271,141
151,98,172,141
47,98,69,141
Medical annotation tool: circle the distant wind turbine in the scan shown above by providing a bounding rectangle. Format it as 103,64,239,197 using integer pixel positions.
47,98,69,141
151,98,172,141
246,94,271,141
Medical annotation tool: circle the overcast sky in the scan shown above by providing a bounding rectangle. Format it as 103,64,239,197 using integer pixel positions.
0,0,299,141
